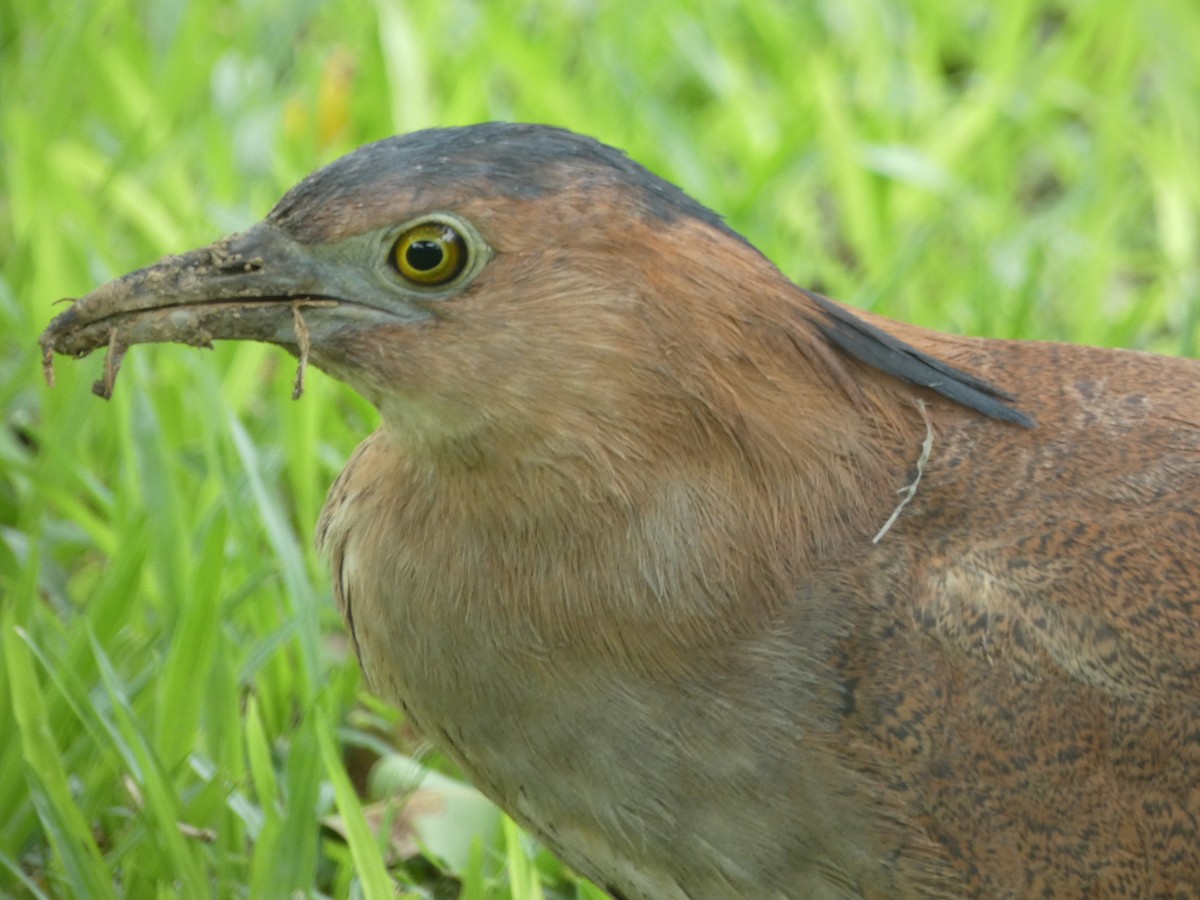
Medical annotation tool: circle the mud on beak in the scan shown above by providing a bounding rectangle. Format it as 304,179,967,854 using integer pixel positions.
38,222,416,399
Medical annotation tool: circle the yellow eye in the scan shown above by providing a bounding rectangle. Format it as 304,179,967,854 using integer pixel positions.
392,222,467,286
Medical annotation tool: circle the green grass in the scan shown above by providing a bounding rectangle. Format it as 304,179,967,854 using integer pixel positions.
2,0,1198,896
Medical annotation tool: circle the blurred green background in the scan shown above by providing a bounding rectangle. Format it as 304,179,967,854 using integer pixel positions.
2,0,1198,897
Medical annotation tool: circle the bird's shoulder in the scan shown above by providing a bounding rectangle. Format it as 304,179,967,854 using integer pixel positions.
900,337,1200,702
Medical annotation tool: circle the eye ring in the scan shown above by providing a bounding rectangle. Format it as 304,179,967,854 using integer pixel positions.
391,221,468,286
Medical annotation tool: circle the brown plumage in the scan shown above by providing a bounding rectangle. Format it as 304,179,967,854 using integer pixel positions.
40,124,1200,898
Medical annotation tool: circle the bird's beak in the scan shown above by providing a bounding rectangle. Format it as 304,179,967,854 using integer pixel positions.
39,222,414,398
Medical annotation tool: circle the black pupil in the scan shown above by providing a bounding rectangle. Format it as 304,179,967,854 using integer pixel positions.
406,240,444,271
